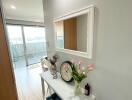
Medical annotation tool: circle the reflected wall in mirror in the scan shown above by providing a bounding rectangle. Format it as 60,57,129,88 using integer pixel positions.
54,5,94,58
55,14,88,52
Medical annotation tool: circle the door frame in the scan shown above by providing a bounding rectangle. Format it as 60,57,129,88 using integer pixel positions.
0,0,18,99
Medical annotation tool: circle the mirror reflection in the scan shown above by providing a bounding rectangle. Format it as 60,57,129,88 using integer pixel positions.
55,14,88,52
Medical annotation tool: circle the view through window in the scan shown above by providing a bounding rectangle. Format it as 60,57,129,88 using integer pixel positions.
7,25,47,68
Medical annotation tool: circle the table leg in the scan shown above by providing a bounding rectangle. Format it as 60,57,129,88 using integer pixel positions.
46,82,52,95
49,86,52,95
41,76,45,100
47,84,52,95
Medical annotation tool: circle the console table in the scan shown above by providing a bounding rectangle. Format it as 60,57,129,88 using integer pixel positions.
40,71,95,100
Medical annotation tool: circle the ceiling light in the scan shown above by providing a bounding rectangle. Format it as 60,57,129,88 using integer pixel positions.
10,5,16,10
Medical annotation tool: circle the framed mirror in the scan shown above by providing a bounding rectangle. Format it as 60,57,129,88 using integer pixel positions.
54,5,94,59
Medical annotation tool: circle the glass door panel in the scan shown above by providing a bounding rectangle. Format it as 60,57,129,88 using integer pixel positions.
23,26,46,65
6,25,26,68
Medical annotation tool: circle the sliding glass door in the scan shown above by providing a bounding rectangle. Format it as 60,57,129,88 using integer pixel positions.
6,25,47,68
23,26,46,65
7,25,26,68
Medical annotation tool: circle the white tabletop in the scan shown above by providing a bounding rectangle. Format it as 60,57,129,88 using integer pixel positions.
40,71,95,100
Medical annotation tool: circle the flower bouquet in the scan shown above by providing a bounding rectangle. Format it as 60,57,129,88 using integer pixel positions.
71,61,93,95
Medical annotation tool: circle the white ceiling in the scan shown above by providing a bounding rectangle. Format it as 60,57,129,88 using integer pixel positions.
2,0,44,22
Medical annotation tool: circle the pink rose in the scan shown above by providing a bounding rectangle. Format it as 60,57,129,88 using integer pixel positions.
88,64,94,71
78,61,82,65
78,61,84,68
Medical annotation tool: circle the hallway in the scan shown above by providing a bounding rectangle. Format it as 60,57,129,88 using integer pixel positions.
14,64,43,100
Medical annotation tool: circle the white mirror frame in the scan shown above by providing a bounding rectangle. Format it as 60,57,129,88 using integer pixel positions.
54,5,94,59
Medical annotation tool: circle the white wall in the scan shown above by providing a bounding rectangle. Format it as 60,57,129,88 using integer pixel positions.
43,0,132,100
77,14,87,52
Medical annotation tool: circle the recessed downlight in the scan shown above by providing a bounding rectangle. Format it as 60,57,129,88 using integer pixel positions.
10,5,16,10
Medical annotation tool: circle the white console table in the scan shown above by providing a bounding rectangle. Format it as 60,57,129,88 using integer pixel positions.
40,71,95,100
